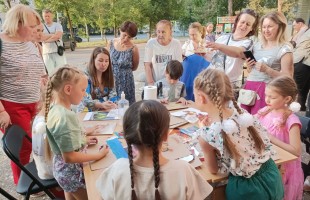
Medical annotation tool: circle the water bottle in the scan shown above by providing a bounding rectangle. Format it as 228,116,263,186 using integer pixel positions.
118,91,129,119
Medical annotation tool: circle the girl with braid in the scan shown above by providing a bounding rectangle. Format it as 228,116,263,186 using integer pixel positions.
194,69,284,200
45,66,109,200
96,100,213,200
256,76,303,200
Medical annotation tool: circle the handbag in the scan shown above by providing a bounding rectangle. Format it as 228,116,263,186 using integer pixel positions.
238,83,262,106
43,23,65,56
238,89,257,106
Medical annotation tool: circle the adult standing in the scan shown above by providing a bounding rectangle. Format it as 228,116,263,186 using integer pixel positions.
109,21,139,105
242,11,293,114
42,9,67,75
292,18,310,111
206,9,259,89
181,22,210,100
205,22,216,43
0,5,46,184
291,18,309,47
144,20,183,85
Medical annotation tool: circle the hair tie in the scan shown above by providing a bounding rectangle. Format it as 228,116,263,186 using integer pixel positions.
222,119,238,134
238,113,255,128
289,102,301,112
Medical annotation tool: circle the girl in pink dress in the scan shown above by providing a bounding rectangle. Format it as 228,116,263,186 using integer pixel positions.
257,76,303,200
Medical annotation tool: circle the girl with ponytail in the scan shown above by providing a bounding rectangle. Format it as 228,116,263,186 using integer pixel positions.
194,68,284,200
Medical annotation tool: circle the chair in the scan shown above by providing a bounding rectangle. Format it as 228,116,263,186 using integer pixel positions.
2,125,59,200
297,115,310,180
0,187,17,200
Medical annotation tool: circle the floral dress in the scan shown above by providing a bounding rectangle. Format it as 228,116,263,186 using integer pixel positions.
257,107,303,200
78,70,117,112
198,108,272,177
110,40,135,105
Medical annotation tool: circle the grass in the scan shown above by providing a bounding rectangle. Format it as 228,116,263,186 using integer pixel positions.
77,38,148,48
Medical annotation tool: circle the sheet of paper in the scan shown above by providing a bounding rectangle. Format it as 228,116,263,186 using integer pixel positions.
85,122,117,135
169,115,188,128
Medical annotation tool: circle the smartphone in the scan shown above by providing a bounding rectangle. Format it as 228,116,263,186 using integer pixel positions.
243,50,256,62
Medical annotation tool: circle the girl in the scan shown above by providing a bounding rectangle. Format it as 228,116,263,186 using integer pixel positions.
242,11,293,114
194,69,284,200
96,100,213,199
109,21,139,105
257,76,303,200
80,47,117,112
45,66,109,200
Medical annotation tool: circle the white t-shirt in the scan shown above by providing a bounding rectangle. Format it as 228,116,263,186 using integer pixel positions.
209,34,253,83
32,115,54,180
144,38,183,81
96,158,213,200
42,22,63,54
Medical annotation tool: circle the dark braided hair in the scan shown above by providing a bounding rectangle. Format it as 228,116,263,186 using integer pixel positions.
123,100,170,200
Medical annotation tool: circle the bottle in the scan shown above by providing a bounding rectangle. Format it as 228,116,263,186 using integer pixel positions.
157,82,163,98
118,91,129,119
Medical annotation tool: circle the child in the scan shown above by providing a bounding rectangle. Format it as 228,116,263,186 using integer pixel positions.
156,60,187,105
96,100,213,199
32,86,53,180
78,47,117,112
194,69,284,200
45,66,109,200
256,76,303,200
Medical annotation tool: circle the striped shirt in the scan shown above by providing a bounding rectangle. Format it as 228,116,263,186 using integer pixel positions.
0,41,45,103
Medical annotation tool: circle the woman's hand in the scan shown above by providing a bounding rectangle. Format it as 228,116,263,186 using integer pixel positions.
244,58,256,73
0,111,11,130
255,62,269,73
159,98,169,104
100,101,117,110
205,41,220,51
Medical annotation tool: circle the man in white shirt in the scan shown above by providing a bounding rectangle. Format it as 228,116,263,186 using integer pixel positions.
144,20,182,85
42,9,67,75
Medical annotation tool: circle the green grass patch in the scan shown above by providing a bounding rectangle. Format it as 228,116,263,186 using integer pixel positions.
77,39,148,48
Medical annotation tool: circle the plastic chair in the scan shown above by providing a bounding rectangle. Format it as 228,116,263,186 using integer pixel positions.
2,125,59,200
297,115,310,180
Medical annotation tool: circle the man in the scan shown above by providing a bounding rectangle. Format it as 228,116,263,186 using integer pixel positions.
292,18,310,111
42,9,67,75
291,18,309,47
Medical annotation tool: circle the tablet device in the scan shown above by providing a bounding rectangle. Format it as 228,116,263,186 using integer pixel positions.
243,50,256,61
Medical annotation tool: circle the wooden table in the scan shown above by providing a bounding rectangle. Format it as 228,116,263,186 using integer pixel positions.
79,112,298,200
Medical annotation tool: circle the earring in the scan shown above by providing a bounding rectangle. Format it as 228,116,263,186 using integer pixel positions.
285,103,288,107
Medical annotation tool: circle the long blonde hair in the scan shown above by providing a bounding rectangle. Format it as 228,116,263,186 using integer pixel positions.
194,69,264,165
44,65,85,159
260,11,288,46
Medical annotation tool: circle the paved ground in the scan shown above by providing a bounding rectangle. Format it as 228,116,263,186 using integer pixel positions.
1,40,310,199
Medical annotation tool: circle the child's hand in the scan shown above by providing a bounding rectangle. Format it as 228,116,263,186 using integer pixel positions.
101,101,117,110
85,125,104,135
87,137,98,145
198,114,211,128
98,145,109,158
177,97,188,105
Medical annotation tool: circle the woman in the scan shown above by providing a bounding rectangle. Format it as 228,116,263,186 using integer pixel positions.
144,20,183,85
181,22,210,101
242,11,293,114
205,22,216,42
80,47,117,112
109,21,139,105
0,5,46,184
206,9,259,89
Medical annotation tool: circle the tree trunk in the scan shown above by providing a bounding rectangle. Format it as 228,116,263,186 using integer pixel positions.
278,0,283,12
149,20,152,38
65,7,73,38
228,0,233,16
85,21,89,42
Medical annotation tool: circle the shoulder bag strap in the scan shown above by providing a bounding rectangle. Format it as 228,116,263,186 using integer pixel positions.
223,34,232,71
43,23,59,47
